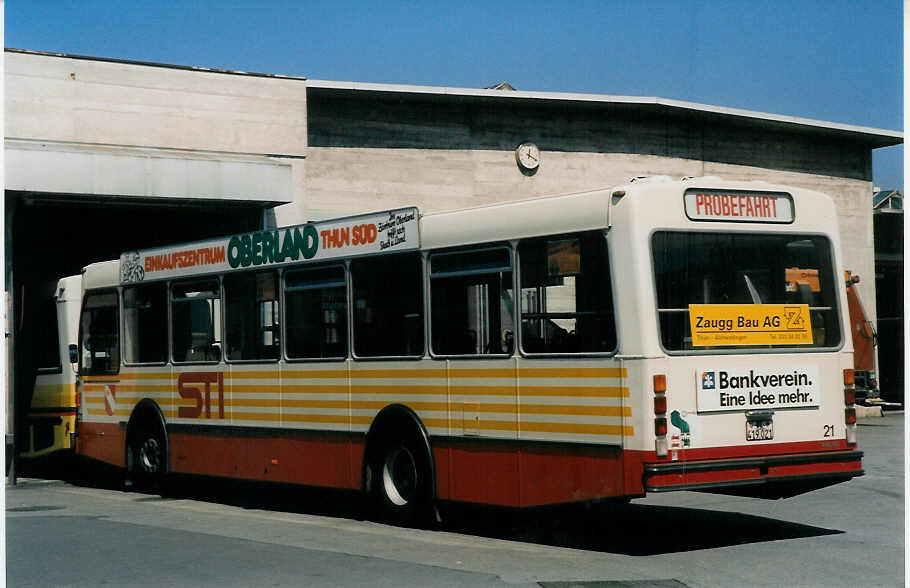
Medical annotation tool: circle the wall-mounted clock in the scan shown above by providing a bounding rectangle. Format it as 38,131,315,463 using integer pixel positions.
515,142,540,172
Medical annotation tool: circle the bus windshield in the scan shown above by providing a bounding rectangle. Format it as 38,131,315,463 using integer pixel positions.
652,232,841,351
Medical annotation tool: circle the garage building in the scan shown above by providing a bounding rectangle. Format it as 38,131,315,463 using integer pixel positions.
4,49,902,462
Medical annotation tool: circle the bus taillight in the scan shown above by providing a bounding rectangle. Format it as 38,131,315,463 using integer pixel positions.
843,368,855,386
653,374,667,414
845,407,857,425
654,374,668,457
844,387,856,406
844,369,857,445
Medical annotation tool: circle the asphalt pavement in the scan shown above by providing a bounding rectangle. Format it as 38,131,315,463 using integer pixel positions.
6,412,905,587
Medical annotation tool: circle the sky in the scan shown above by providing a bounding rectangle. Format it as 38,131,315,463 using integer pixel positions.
5,0,904,189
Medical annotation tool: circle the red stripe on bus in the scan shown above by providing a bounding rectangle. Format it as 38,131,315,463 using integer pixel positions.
643,439,853,462
168,431,364,490
156,430,632,507
77,422,127,468
75,425,860,508
432,439,629,507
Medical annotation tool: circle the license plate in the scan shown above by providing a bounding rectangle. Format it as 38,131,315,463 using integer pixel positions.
746,419,774,441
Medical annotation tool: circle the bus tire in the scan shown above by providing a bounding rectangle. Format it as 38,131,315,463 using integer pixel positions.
126,402,168,494
365,407,435,526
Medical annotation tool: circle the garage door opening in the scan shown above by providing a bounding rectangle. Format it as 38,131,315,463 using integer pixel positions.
8,191,269,472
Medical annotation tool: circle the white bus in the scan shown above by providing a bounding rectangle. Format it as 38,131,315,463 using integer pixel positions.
72,177,862,523
21,275,82,458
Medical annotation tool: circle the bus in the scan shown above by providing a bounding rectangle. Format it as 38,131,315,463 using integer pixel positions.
71,176,862,523
20,275,82,459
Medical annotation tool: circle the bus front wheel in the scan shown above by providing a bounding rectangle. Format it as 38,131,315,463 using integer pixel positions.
127,423,166,493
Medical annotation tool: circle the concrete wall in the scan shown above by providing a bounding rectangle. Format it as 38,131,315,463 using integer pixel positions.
304,92,877,319
4,51,882,331
306,94,871,178
5,51,309,205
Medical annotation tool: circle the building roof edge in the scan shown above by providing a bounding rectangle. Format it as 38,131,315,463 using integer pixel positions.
307,79,903,147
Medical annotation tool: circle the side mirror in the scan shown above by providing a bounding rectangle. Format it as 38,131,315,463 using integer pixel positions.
68,344,78,365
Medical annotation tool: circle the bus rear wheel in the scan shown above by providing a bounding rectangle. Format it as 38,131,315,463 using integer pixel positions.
369,433,433,526
381,444,419,507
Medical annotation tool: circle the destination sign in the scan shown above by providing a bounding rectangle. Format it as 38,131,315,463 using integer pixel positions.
684,189,794,223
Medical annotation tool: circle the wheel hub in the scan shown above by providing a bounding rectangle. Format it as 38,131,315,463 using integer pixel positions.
382,446,418,506
138,438,161,474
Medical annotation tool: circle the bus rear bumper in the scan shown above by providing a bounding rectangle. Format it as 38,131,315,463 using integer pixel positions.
643,450,863,498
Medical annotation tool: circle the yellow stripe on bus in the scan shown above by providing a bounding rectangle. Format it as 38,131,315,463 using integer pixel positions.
83,384,173,393
86,409,128,417
446,419,632,436
449,367,626,379
85,382,628,399
89,405,632,434
281,384,628,397
89,366,626,383
33,384,76,393
195,397,631,418
228,384,283,393
188,367,625,380
452,385,629,398
283,369,444,379
200,412,632,437
31,384,77,407
110,372,172,380
87,394,629,411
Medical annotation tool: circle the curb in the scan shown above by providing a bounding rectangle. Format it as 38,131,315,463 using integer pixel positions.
855,405,883,418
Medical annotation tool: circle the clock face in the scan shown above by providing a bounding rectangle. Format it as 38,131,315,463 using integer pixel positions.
516,143,540,170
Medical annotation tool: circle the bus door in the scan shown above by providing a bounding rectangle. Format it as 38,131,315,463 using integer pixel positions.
426,246,518,504
168,278,223,475
281,264,355,489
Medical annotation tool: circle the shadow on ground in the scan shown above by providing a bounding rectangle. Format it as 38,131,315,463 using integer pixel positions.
16,455,841,557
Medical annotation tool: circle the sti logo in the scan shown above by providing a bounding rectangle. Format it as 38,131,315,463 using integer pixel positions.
701,371,716,390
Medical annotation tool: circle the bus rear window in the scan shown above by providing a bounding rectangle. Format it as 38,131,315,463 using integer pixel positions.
652,232,841,351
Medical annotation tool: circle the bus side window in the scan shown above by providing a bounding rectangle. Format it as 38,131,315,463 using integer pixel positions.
429,246,514,356
224,270,280,361
285,265,348,360
351,253,424,358
518,231,616,355
123,283,168,364
171,279,222,363
80,291,120,375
